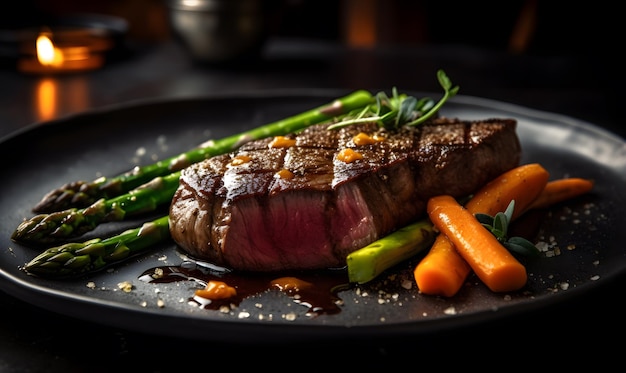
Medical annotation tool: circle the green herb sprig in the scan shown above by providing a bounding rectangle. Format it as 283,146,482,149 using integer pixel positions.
327,69,459,131
475,200,541,257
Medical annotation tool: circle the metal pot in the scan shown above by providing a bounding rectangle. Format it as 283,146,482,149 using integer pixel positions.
166,0,274,64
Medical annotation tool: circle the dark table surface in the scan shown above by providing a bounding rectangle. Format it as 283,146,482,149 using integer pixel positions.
1,36,624,371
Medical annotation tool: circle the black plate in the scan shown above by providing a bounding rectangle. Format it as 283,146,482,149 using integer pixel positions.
1,91,624,343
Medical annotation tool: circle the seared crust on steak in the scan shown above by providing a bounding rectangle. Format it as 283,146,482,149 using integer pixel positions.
169,117,521,272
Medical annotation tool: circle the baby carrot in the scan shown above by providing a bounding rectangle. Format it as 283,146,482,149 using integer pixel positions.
463,163,550,220
413,234,471,297
526,178,594,211
415,163,549,296
426,195,528,293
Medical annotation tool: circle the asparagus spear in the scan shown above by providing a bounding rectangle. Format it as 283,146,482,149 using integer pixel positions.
346,219,436,284
13,91,376,245
22,214,436,280
12,172,180,245
23,216,437,280
22,216,170,278
33,90,375,213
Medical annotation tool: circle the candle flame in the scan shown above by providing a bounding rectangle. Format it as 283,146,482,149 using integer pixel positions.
36,33,64,67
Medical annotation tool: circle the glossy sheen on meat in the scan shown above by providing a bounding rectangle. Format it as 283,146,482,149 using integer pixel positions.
169,117,521,272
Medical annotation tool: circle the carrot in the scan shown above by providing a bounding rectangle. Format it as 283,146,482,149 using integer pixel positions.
426,195,528,293
526,178,594,211
415,163,549,296
413,234,471,297
463,163,551,220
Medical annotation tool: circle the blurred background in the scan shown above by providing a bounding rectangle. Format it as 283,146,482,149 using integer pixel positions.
3,0,610,54
1,0,620,136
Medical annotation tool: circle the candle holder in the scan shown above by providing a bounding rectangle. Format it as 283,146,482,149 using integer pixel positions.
18,28,110,74
3,13,128,74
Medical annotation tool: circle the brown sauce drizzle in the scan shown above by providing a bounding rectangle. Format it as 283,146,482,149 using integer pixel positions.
138,261,351,316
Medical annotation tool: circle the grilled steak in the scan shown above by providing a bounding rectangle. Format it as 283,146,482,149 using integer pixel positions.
169,117,521,272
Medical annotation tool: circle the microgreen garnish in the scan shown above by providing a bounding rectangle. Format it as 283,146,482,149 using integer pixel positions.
327,69,459,131
475,200,541,257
